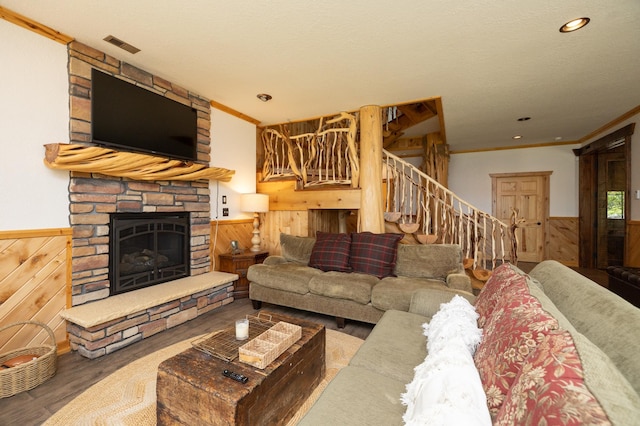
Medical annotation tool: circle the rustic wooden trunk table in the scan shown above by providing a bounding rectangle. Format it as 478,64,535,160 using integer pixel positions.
156,311,326,425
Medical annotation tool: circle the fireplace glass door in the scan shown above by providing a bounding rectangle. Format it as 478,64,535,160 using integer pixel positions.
110,212,190,295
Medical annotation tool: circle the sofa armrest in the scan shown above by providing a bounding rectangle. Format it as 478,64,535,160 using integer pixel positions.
446,272,472,293
263,255,290,266
409,288,475,318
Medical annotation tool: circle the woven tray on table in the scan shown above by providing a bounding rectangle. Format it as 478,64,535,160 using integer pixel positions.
0,321,57,398
239,321,302,369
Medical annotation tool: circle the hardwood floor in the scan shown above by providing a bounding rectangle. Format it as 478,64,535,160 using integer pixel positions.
1,264,609,425
0,299,374,426
517,262,609,288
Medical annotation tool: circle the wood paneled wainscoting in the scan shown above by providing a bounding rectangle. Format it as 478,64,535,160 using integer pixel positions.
548,217,579,267
627,220,640,267
0,228,72,355
210,219,255,270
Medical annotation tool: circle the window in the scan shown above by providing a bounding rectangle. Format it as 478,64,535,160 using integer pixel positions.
607,191,625,219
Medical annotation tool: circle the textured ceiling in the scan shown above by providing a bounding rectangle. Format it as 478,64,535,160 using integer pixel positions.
3,0,640,151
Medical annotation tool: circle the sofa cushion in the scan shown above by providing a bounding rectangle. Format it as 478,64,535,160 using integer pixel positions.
246,263,321,294
298,366,407,426
495,331,610,425
569,332,640,425
394,244,463,279
372,276,446,312
524,272,579,334
409,287,476,318
308,232,352,272
308,271,378,305
349,232,403,278
529,260,640,395
349,310,427,384
474,263,523,327
474,274,559,419
279,233,315,264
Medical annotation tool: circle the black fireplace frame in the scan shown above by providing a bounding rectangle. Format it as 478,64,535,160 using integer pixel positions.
109,212,191,296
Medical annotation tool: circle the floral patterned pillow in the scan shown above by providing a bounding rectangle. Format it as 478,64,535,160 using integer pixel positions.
494,330,610,425
474,283,559,419
474,264,524,327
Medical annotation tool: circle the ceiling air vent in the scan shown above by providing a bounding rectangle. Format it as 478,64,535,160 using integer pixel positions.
103,35,140,54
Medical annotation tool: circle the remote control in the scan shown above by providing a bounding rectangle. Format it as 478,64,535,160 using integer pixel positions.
223,369,248,384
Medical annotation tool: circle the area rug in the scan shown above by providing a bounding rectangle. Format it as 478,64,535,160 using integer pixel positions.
43,329,363,425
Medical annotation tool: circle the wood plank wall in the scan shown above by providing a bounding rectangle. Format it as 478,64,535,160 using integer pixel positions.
0,229,71,354
210,219,254,269
548,217,579,267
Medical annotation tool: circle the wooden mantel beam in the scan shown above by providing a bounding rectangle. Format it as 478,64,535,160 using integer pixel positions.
44,143,235,182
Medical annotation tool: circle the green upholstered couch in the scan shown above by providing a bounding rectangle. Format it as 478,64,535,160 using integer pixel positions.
298,260,640,425
247,233,475,327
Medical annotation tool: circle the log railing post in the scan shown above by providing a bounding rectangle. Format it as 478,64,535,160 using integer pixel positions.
359,105,384,233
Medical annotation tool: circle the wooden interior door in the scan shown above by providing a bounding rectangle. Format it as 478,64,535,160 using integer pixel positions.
491,172,551,262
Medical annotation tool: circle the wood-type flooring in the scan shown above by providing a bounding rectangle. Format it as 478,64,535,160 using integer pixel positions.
1,265,609,425
0,299,373,426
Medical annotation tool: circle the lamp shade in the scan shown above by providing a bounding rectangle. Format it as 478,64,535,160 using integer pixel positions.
240,193,269,213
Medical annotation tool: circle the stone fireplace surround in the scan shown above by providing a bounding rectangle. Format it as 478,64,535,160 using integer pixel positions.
61,41,237,358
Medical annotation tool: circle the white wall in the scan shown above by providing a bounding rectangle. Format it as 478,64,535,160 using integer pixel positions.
209,109,257,221
449,144,580,217
0,20,70,231
580,112,640,220
1,19,259,233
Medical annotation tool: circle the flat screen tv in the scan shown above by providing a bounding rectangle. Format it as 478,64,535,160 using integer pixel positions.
91,68,198,162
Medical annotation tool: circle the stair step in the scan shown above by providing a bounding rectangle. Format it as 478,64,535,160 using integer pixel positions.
384,212,402,223
398,223,420,234
415,234,438,244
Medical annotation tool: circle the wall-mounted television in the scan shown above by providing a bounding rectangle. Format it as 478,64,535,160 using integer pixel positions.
91,68,198,162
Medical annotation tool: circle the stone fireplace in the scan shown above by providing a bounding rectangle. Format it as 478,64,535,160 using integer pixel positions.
67,41,212,307
61,42,237,358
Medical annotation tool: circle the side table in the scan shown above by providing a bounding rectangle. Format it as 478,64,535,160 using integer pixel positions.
219,250,269,299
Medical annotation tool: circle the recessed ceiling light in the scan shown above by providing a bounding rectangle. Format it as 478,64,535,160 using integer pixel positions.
257,93,272,102
560,17,590,33
512,135,523,140
517,117,531,122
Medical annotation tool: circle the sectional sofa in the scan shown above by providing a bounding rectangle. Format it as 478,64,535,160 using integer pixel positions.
299,260,640,425
247,232,475,327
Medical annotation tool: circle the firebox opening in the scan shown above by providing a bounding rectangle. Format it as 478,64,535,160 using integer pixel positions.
109,212,190,296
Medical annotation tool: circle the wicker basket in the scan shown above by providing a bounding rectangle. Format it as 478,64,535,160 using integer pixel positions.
0,321,57,398
239,321,302,369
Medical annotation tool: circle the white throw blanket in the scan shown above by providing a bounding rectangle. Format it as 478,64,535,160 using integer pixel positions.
401,295,491,426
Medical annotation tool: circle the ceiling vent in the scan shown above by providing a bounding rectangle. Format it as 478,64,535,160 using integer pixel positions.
103,35,141,54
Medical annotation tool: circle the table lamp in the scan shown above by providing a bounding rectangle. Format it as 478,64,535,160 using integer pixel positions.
240,193,269,252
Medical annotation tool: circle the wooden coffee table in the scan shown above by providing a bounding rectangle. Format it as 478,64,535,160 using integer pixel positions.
156,311,326,425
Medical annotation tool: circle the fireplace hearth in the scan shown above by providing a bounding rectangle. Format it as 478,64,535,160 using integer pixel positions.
109,212,190,296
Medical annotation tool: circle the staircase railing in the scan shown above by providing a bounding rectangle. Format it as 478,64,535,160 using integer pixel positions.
382,149,513,272
260,112,513,272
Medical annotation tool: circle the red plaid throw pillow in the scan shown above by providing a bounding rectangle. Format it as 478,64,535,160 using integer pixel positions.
308,232,352,272
349,232,403,278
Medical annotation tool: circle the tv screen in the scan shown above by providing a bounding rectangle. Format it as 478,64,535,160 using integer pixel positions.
91,69,198,161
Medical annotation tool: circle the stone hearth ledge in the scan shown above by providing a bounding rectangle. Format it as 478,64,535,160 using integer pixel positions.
61,271,238,328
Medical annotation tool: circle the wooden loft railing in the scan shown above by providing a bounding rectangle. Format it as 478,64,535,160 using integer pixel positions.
262,112,359,188
260,109,515,274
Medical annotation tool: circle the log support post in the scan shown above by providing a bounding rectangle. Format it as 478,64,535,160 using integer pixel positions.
358,105,385,233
